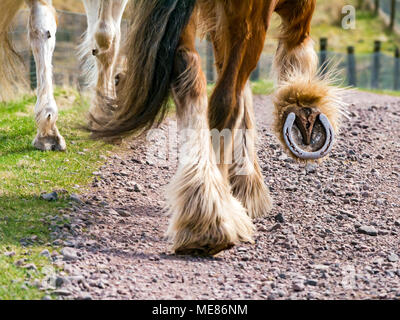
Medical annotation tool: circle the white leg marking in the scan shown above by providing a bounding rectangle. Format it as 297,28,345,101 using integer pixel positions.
27,0,66,151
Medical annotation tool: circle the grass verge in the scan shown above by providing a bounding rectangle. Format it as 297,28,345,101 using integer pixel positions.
0,88,113,299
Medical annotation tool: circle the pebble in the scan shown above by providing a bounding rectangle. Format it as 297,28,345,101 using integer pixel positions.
53,289,71,296
23,263,38,271
387,253,399,262
357,225,378,236
70,194,84,204
274,213,285,223
305,279,318,286
41,191,58,201
40,249,51,259
305,163,317,174
56,276,71,288
77,293,93,300
61,247,79,261
292,282,305,292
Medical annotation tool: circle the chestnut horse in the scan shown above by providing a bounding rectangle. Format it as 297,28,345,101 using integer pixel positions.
93,0,345,255
0,0,128,151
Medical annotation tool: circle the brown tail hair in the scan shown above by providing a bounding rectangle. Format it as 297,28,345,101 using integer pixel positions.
89,0,197,138
0,0,27,101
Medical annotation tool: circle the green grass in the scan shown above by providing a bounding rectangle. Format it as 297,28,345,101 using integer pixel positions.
251,80,275,96
311,10,400,55
358,87,400,97
262,0,400,55
0,88,113,299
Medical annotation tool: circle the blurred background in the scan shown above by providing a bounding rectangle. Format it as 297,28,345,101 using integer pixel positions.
10,0,400,93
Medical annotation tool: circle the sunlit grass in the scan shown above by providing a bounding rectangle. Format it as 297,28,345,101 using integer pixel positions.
0,87,113,299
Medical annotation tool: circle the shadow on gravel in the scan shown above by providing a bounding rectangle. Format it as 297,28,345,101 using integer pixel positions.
0,195,69,247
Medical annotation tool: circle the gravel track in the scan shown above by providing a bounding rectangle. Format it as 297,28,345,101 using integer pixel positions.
53,91,400,300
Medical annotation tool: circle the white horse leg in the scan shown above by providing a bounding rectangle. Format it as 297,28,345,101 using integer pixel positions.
26,0,66,151
92,0,128,97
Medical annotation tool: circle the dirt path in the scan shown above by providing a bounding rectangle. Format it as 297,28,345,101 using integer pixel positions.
53,91,400,300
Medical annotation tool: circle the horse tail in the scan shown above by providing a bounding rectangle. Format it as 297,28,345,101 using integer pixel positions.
0,0,26,101
89,0,197,137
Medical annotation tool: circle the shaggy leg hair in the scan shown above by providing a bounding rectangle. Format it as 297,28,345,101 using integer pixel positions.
272,0,345,159
206,0,275,219
166,22,254,256
229,83,273,219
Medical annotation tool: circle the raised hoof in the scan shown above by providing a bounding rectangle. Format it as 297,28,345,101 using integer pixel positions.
175,242,235,257
33,134,66,152
282,106,335,160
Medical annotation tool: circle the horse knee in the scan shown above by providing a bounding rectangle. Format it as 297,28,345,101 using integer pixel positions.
172,48,205,100
94,22,116,53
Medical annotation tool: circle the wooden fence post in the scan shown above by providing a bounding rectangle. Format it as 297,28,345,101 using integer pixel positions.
374,0,380,16
206,36,215,84
394,47,400,90
29,52,37,90
347,46,357,87
319,37,328,75
371,40,381,89
390,0,396,31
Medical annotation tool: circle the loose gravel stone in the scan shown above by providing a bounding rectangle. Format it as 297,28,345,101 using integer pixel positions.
387,253,399,262
274,213,285,223
41,191,58,201
40,249,51,259
305,163,317,174
357,225,378,236
61,247,79,261
70,194,84,204
293,282,305,292
53,289,71,297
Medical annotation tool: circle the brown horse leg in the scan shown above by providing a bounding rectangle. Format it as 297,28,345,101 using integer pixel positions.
166,18,254,256
228,83,273,219
273,0,344,160
208,1,274,218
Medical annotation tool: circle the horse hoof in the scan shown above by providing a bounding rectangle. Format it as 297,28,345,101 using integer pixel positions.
175,243,235,257
282,106,334,160
33,134,66,152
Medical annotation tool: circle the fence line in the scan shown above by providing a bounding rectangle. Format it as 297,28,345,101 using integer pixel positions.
367,0,400,33
9,9,400,94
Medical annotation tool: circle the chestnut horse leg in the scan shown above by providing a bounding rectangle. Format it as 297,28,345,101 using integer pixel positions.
26,0,66,151
166,18,254,256
273,0,344,160
208,0,275,218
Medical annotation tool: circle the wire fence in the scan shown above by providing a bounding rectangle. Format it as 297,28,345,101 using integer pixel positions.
9,9,400,94
379,0,400,29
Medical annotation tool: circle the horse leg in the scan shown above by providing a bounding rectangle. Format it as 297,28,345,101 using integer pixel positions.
26,0,66,151
273,0,344,160
228,82,273,219
92,0,128,97
166,18,254,256
208,1,274,218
